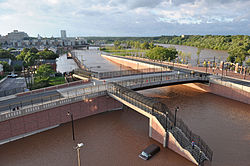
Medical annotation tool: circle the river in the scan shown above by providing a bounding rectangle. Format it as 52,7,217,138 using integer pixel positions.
56,49,130,73
140,84,250,166
54,48,249,166
158,44,229,66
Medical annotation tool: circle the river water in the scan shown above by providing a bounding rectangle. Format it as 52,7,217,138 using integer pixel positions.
51,49,249,165
158,44,229,66
0,109,195,166
56,49,128,73
140,84,250,166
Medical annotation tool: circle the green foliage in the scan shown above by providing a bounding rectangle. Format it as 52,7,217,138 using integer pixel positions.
37,49,59,59
36,64,54,80
14,65,22,72
0,49,15,60
33,64,55,89
0,61,12,72
246,59,250,66
24,52,39,67
146,46,178,61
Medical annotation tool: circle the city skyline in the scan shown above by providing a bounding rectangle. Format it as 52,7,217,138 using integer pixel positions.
0,0,250,37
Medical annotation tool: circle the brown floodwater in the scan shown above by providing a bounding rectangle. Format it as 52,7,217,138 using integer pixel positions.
0,109,195,166
139,84,250,166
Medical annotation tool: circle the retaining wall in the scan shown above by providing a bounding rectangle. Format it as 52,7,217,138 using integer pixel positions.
102,54,162,70
0,96,122,142
186,80,250,105
150,116,198,165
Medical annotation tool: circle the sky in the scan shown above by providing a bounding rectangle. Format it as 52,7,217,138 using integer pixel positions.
0,0,250,37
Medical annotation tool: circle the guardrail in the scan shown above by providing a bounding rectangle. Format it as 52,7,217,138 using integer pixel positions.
1,73,207,113
107,82,213,163
93,68,170,79
0,84,108,122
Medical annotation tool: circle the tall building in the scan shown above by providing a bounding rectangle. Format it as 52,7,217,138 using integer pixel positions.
61,30,67,39
7,30,29,41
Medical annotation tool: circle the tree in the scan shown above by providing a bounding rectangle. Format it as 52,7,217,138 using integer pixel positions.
146,46,178,61
114,41,121,49
37,50,59,59
36,64,54,79
0,49,15,60
140,42,150,49
34,64,55,89
24,52,39,67
0,61,12,72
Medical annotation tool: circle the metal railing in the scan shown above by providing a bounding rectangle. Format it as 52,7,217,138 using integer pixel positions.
107,82,213,163
0,84,108,122
175,118,213,161
95,68,170,79
1,73,207,114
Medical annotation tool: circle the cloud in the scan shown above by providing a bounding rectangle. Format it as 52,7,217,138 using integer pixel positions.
0,0,249,36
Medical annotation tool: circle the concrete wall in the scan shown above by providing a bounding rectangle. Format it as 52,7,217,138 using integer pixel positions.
150,116,198,165
0,96,122,142
167,132,198,165
102,54,162,70
186,81,250,105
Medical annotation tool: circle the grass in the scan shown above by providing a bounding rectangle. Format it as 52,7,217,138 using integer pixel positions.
101,47,148,57
49,76,66,86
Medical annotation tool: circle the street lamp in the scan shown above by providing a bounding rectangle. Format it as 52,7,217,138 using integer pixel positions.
174,107,179,127
164,112,168,131
74,143,84,166
67,112,75,141
198,150,202,165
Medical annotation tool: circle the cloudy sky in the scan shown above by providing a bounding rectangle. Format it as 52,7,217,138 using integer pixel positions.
0,0,249,37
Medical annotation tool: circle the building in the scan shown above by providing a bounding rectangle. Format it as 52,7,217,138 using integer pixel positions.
7,30,29,41
61,30,67,39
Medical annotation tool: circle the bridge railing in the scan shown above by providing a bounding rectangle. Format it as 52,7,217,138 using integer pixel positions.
96,68,170,79
107,82,213,163
0,84,108,122
175,118,213,161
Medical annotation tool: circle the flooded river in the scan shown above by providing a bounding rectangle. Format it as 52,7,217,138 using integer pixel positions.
140,84,250,166
56,49,129,73
158,44,229,66
0,110,195,166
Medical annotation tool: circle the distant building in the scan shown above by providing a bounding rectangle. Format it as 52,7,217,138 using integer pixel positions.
0,30,87,49
61,30,67,39
7,30,29,41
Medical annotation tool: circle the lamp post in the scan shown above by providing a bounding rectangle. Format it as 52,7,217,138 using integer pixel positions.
74,143,84,166
67,112,75,141
198,150,202,165
164,112,168,131
174,107,179,127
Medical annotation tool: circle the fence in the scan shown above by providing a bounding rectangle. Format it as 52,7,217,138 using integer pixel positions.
175,118,213,161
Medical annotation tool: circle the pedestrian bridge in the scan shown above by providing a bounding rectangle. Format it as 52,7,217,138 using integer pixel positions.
108,82,212,165
0,72,212,165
